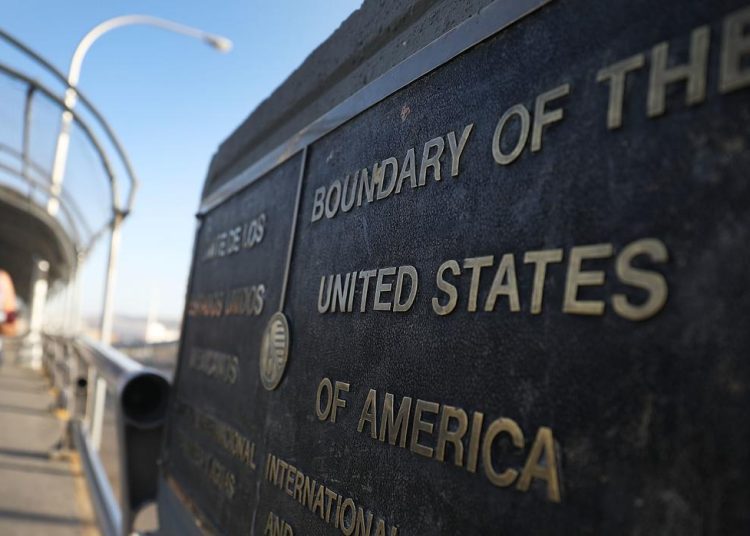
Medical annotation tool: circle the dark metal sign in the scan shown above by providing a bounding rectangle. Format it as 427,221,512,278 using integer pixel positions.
161,0,750,533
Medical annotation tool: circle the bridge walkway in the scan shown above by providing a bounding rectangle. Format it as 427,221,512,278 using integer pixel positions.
0,359,96,535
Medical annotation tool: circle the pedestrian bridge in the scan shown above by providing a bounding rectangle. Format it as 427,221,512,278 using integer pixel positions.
2,2,750,534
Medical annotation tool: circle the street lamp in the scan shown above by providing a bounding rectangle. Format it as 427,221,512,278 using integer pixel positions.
46,15,231,349
48,14,232,217
52,16,231,460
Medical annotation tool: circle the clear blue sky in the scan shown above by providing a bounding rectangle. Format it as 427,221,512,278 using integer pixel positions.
3,0,361,321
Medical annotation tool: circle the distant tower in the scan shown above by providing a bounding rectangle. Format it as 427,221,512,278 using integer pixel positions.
144,286,162,343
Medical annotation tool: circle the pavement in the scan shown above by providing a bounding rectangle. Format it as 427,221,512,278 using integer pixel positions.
0,360,97,535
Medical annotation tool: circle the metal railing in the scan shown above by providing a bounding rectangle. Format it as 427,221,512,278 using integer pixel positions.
0,29,139,368
44,334,171,536
0,23,226,534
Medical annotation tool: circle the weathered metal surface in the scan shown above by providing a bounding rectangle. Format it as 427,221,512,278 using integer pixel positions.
160,0,750,534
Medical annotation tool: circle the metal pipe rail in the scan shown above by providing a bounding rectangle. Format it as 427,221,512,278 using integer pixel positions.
44,334,171,536
0,142,94,239
0,61,123,219
0,30,141,357
0,27,139,214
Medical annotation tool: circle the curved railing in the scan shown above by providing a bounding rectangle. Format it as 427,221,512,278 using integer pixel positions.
0,42,137,259
0,28,141,358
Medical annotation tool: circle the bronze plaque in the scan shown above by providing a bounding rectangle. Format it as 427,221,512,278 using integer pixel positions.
159,1,750,534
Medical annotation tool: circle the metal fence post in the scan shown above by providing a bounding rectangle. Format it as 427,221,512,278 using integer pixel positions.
84,368,98,429
90,376,107,451
100,212,123,346
20,258,50,369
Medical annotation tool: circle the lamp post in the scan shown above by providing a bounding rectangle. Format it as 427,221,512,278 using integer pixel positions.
47,15,231,346
52,16,231,455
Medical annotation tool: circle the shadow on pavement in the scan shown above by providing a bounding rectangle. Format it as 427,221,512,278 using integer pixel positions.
0,508,84,525
0,459,81,478
0,381,49,394
0,403,53,417
0,447,51,460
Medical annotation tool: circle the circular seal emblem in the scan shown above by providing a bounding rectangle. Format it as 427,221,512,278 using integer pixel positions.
259,312,290,391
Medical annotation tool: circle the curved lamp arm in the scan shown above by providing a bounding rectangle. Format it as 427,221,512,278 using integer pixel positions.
68,14,232,88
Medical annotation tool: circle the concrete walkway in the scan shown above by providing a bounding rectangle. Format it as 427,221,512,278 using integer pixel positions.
0,360,96,535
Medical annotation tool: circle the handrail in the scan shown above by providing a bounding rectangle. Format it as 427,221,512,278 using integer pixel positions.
72,421,121,536
44,334,171,536
0,27,139,213
0,61,122,213
0,142,50,181
0,148,95,241
0,31,139,343
76,336,149,389
0,163,84,246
